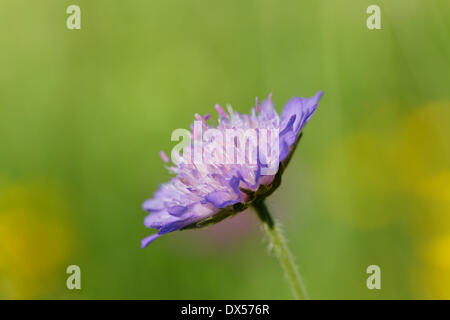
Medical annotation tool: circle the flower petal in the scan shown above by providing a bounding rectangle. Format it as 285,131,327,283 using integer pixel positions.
158,216,200,234
141,234,161,248
205,191,240,208
168,205,188,217
142,198,164,211
281,91,323,135
144,209,178,229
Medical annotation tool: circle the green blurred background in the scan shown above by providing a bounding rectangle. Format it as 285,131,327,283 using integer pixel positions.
1,0,449,299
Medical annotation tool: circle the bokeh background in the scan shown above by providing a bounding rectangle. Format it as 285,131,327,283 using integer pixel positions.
1,0,449,299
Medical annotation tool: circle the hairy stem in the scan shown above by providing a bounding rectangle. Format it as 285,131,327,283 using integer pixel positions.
253,200,308,300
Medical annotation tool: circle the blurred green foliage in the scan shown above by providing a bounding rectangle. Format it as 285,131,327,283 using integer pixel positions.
0,0,449,299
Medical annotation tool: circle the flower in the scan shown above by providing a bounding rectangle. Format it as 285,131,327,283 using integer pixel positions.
141,92,323,248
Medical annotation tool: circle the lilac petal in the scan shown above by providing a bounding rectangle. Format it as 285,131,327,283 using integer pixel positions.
168,205,188,217
157,202,220,234
142,198,164,211
205,191,239,208
280,97,303,132
279,115,296,137
158,216,199,234
279,117,297,161
144,209,178,229
145,203,219,240
279,122,297,158
279,139,291,162
281,91,323,135
253,163,261,187
141,234,161,248
236,167,260,191
228,174,242,194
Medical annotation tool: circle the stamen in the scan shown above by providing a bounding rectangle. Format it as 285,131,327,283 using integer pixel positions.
215,104,227,118
193,125,198,139
255,97,261,112
159,150,169,163
195,113,207,126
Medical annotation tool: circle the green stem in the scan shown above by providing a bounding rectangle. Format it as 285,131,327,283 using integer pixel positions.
253,200,308,300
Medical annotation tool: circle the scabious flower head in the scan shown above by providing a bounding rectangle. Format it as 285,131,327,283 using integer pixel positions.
141,92,323,248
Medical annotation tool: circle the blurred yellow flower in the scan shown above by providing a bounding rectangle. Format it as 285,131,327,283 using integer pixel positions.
0,183,74,299
319,101,450,298
419,234,450,299
379,102,450,299
393,102,450,196
425,234,450,270
321,101,450,231
321,131,401,229
419,171,450,205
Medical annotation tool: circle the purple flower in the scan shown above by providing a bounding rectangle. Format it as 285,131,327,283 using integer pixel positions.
141,92,323,248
